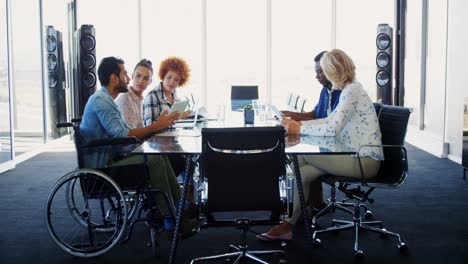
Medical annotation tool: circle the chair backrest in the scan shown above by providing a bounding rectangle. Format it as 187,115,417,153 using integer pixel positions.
200,126,286,218
297,97,307,112
289,94,299,110
286,92,293,106
373,102,382,117
374,105,412,186
378,105,411,146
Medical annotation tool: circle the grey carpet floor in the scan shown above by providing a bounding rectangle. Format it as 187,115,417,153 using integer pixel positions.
0,144,468,264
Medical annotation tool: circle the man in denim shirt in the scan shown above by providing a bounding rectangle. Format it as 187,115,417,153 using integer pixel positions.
282,51,341,121
80,57,178,167
79,57,200,234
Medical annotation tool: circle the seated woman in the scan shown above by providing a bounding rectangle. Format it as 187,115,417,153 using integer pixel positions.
258,49,383,241
143,56,192,126
143,57,193,188
89,57,197,237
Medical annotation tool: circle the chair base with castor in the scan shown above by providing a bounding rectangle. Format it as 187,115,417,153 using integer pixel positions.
312,199,408,257
190,219,285,264
312,182,374,229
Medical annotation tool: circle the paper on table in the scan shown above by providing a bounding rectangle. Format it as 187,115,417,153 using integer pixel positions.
268,104,283,121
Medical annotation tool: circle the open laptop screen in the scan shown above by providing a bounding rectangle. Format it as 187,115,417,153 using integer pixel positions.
172,108,199,129
231,86,258,111
231,85,259,100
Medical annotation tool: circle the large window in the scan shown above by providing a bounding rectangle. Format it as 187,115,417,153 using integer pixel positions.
77,0,139,78
140,0,202,101
404,0,423,127
10,0,44,156
0,0,13,169
421,0,448,138
335,0,395,101
271,0,332,109
206,0,267,112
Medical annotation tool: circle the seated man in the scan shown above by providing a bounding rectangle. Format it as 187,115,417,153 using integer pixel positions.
79,56,197,236
282,51,341,121
282,51,342,218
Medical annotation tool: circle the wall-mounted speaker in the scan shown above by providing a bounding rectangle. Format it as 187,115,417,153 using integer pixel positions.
376,23,393,105
74,24,96,117
46,25,66,138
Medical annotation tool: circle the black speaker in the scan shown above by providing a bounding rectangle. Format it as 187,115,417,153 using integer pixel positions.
46,26,66,138
75,24,96,117
376,23,393,105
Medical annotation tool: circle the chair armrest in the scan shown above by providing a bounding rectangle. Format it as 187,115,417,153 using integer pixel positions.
356,144,407,181
56,122,74,128
57,117,82,128
83,137,141,148
71,117,82,123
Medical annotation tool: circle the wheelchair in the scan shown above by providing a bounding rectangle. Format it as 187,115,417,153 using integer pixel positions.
44,119,176,258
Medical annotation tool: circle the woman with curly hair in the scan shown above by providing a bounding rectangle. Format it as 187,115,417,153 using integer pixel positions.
142,56,194,192
143,56,192,125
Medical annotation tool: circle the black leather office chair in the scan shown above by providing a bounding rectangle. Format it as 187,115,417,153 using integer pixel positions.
190,126,289,264
45,120,175,257
312,103,383,226
312,105,411,257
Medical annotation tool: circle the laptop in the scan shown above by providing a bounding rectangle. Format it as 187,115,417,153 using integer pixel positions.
172,108,199,129
231,85,259,111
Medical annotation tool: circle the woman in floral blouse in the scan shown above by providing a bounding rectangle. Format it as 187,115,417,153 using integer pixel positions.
258,49,383,241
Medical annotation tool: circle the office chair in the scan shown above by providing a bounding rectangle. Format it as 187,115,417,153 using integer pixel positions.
312,105,411,257
312,103,384,227
296,97,307,113
45,120,175,257
288,94,299,111
190,126,290,264
286,92,293,106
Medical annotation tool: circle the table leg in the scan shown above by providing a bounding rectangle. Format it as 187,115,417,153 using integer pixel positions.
168,154,197,264
290,154,312,247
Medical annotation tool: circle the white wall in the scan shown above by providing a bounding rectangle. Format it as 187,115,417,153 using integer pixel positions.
444,0,468,163
406,0,467,163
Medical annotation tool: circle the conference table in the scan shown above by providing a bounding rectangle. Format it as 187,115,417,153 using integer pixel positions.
132,116,356,264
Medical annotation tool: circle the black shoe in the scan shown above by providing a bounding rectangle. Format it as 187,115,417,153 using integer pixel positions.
182,202,198,219
167,218,200,240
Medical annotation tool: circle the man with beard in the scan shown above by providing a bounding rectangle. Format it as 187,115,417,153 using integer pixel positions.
282,51,341,121
79,56,199,237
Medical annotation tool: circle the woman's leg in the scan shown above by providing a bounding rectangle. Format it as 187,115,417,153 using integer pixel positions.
284,156,325,225
258,156,325,240
302,155,381,179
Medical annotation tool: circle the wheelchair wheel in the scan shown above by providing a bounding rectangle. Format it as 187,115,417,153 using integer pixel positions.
45,169,128,257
